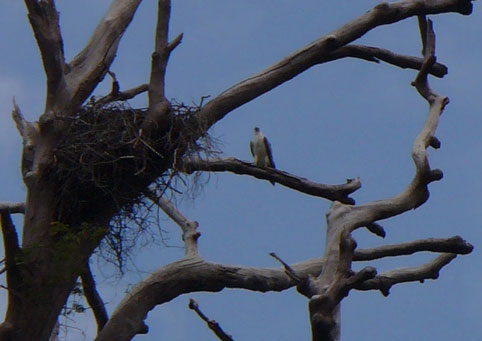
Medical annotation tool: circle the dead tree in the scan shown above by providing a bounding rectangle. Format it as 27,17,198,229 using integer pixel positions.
0,1,475,340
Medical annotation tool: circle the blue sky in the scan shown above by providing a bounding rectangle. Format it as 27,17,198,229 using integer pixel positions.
1,1,481,340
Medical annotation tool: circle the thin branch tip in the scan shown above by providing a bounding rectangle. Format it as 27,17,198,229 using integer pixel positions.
269,252,302,282
168,33,183,52
188,298,234,341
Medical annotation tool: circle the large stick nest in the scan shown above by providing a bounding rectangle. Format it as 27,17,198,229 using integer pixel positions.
50,98,217,269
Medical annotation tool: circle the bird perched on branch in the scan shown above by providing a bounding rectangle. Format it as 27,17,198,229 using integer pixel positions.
250,127,276,185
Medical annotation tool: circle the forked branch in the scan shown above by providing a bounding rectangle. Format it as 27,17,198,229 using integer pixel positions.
144,0,183,135
65,0,143,110
356,253,458,296
146,193,200,257
94,233,472,341
149,0,176,105
346,17,449,225
94,71,148,107
95,258,324,341
193,0,472,131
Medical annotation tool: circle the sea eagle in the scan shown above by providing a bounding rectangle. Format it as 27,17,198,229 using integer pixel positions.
250,127,276,185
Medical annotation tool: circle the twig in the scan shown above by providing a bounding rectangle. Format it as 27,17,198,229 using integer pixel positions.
269,252,302,282
94,71,148,107
167,33,183,52
188,298,234,341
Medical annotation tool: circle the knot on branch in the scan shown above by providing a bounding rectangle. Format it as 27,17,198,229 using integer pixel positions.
374,2,390,11
429,136,441,149
325,35,339,49
429,169,443,182
340,232,357,253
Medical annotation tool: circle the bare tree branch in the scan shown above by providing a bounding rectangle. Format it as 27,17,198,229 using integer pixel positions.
188,298,234,341
269,252,302,283
24,0,67,111
11,100,40,186
80,262,108,333
342,19,449,226
193,0,472,131
95,258,324,341
91,232,472,341
301,17,462,336
328,44,447,78
7,2,475,340
142,0,183,136
180,158,360,204
147,194,200,257
11,99,37,142
94,71,148,107
304,228,371,341
353,236,473,261
149,0,172,105
0,211,21,295
167,33,183,52
0,203,25,215
356,253,458,296
65,0,143,110
412,17,438,100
